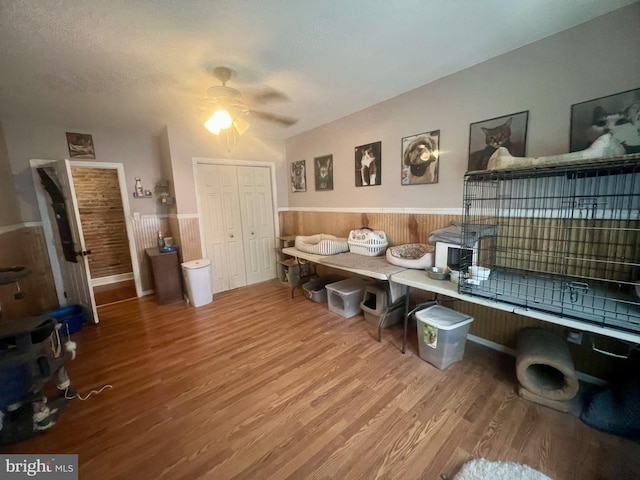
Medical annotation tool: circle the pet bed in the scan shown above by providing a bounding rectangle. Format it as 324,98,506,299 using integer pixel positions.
294,234,349,256
385,243,434,269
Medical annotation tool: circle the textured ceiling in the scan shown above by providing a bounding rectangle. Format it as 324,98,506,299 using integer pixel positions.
0,0,635,140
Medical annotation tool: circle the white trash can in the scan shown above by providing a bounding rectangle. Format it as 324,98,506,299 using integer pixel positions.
181,258,212,307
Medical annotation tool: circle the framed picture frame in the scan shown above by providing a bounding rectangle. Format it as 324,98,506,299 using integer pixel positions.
468,111,528,171
66,132,95,159
354,141,381,187
570,88,640,154
314,154,333,191
290,160,307,192
401,130,440,185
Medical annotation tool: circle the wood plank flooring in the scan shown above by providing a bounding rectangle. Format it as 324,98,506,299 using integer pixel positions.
3,279,639,479
93,280,137,306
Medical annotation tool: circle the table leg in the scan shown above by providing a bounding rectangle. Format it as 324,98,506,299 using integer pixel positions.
402,289,410,354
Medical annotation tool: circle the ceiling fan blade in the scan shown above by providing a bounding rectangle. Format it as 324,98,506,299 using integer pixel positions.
245,87,289,105
233,117,251,136
249,109,298,126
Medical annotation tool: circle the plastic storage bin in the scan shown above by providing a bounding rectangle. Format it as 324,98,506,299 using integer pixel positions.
360,283,402,328
302,275,345,303
326,277,367,318
415,305,474,370
43,304,85,335
181,258,213,307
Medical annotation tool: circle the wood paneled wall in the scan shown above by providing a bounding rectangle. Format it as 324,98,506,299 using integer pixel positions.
130,216,170,292
71,167,133,280
279,209,623,379
176,216,202,263
0,226,58,319
279,211,461,245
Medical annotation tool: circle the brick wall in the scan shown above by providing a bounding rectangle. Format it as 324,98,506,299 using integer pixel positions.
71,167,133,280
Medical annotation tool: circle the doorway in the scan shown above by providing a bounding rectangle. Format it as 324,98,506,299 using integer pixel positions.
31,160,142,320
70,166,138,306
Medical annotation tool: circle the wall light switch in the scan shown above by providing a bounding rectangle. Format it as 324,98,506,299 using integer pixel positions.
133,212,140,221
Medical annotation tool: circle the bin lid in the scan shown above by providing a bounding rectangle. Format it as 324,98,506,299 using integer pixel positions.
325,277,366,294
415,305,473,330
181,258,211,269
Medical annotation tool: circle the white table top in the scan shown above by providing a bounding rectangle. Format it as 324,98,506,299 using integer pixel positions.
390,269,640,344
282,247,398,281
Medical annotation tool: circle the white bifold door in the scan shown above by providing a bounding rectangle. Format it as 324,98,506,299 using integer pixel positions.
197,164,276,294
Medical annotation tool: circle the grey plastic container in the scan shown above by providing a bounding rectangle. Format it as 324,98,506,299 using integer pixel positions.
360,282,402,328
415,305,473,370
302,275,345,303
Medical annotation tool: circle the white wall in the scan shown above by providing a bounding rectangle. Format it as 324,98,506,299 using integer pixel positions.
0,122,22,227
2,120,165,222
285,4,640,210
164,119,286,214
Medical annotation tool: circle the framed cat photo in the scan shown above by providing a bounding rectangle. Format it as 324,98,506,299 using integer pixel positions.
569,88,640,154
66,132,96,159
355,141,381,187
314,154,333,191
401,130,440,185
468,110,528,172
290,160,307,192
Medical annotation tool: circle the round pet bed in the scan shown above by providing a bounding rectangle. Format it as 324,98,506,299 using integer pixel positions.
385,243,434,269
516,328,579,402
294,234,349,256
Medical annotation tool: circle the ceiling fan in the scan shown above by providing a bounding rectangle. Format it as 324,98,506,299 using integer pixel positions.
203,66,298,136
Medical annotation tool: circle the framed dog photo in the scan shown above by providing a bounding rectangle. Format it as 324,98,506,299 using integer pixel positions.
401,130,440,185
314,154,333,191
468,111,528,172
354,141,381,187
290,160,307,192
570,88,640,154
66,132,95,159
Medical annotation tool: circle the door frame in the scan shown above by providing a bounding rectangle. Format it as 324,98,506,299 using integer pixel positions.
192,157,280,281
31,159,143,305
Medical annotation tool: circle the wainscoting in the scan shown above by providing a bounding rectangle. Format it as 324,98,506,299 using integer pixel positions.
0,224,57,318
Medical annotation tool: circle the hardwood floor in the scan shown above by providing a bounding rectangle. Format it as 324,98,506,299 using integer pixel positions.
3,280,639,479
93,280,137,306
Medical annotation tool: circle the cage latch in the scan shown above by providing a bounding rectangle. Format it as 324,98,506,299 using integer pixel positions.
564,281,589,303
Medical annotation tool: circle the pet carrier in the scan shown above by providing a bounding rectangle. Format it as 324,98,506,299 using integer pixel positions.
348,228,388,256
460,154,640,336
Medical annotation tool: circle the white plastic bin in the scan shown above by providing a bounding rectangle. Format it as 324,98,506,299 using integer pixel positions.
326,277,367,318
181,258,212,307
415,305,473,370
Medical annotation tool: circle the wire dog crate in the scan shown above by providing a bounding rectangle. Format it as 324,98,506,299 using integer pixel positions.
460,155,640,336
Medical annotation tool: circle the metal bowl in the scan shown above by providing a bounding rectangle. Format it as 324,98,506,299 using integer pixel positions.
426,266,448,280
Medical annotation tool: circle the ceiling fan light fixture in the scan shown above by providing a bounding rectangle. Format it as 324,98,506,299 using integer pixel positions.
204,109,233,134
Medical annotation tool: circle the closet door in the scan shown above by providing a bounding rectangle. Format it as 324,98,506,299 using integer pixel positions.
197,164,247,293
237,166,276,284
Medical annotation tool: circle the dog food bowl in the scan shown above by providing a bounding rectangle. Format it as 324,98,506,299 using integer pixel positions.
426,266,448,280
469,266,491,281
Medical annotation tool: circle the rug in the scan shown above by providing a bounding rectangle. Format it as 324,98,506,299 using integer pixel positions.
453,458,552,480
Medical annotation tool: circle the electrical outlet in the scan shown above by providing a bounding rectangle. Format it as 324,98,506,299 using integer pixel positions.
567,331,583,345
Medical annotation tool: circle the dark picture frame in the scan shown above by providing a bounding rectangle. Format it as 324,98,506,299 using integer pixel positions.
468,111,528,171
354,141,381,187
401,130,440,185
290,160,307,192
570,88,640,154
66,132,95,159
314,154,333,191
